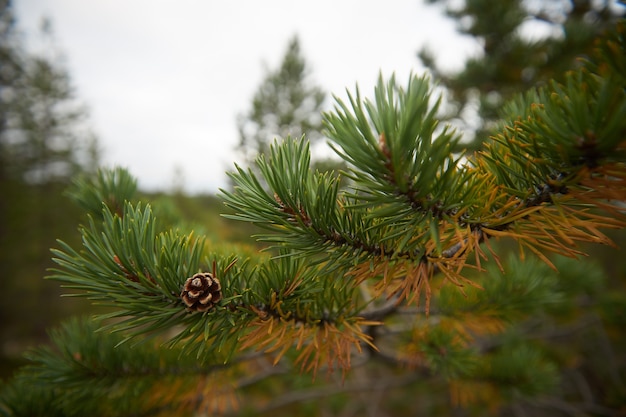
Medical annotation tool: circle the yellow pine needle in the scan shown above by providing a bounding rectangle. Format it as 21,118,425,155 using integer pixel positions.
518,239,557,269
438,261,483,291
388,262,433,313
538,210,577,246
272,337,294,366
519,217,584,258
241,311,375,378
481,234,504,271
281,275,304,298
503,205,545,225
471,237,487,272
295,322,307,349
239,318,276,351
344,318,380,351
481,228,528,239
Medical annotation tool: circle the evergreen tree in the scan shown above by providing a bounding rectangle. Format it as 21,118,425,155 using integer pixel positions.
236,35,326,165
0,1,101,368
1,20,626,417
420,0,625,145
0,2,99,184
0,0,19,180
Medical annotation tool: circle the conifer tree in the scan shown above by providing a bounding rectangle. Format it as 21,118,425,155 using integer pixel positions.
0,6,99,184
0,1,101,359
420,0,624,145
1,21,626,417
236,35,326,165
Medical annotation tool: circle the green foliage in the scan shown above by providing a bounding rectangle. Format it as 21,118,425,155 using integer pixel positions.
326,75,469,210
490,67,626,183
66,167,138,217
421,0,625,144
1,317,235,417
223,138,349,262
46,189,371,369
49,202,207,342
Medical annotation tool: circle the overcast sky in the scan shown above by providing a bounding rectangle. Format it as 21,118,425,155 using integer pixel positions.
14,0,479,194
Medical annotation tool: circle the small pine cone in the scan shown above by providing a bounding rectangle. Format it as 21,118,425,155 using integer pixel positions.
181,272,222,312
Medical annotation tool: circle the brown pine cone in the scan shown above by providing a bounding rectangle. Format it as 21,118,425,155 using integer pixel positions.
180,272,222,312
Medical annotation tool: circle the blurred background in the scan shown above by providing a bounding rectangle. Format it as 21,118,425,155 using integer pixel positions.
1,0,625,414
10,0,478,194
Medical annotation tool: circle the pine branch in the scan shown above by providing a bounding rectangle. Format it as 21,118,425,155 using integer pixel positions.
227,28,626,312
4,21,626,417
66,167,138,217
0,317,243,416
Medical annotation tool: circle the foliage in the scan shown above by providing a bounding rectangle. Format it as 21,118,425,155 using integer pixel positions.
421,0,625,145
1,317,243,416
2,19,626,417
66,166,138,217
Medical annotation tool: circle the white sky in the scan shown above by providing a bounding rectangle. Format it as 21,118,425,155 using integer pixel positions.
14,0,478,194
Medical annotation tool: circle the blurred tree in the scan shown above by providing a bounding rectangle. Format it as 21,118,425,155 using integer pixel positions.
236,35,326,166
0,0,21,186
420,0,625,146
0,0,100,373
0,7,99,183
